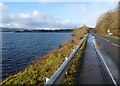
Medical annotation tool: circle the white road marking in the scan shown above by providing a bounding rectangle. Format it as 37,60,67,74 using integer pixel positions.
111,43,119,47
102,38,120,47
104,38,110,42
92,36,118,86
105,39,107,41
106,39,110,42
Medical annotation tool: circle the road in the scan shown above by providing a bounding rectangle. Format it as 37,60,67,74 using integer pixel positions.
91,32,120,70
77,34,119,85
91,32,120,84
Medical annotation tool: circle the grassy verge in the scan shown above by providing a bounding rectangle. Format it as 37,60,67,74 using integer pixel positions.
100,34,120,40
105,35,120,40
2,27,88,85
60,36,87,85
2,40,78,85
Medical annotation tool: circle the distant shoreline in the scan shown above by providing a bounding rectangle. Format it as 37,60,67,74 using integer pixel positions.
0,27,74,32
14,29,73,33
0,31,71,33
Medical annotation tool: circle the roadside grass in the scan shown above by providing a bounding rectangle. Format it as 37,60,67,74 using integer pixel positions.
2,27,88,85
100,34,120,40
2,40,78,85
60,36,87,85
71,27,88,39
105,35,120,40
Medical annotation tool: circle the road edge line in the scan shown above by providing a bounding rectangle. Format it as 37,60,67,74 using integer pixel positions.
92,36,118,86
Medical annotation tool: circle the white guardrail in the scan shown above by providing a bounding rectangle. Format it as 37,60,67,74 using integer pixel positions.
44,35,88,86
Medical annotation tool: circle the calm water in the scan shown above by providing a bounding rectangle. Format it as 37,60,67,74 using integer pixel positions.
2,32,73,80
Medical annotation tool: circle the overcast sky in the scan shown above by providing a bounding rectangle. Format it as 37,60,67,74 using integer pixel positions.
0,0,119,29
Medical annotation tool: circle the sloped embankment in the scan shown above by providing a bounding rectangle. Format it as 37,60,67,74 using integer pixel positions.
2,27,88,85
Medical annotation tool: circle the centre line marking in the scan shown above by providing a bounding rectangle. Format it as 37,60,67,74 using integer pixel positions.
111,43,119,47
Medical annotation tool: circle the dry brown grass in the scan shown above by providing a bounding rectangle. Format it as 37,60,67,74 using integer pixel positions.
95,8,120,36
71,25,88,39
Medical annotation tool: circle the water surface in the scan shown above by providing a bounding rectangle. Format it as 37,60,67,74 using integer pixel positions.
2,32,73,80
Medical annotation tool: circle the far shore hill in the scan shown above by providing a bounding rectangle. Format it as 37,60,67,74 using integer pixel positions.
0,27,94,32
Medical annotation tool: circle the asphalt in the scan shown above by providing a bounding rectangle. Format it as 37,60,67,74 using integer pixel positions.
100,35,120,46
92,33,120,70
91,32,120,84
76,34,114,84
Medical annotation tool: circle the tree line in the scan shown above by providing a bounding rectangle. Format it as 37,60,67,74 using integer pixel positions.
95,6,120,36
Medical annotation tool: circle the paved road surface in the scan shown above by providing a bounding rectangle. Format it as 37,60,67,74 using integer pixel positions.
91,33,120,84
91,33,119,69
77,34,114,84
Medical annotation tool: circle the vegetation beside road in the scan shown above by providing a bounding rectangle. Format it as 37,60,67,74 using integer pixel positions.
71,25,88,39
101,34,120,40
61,36,87,84
2,26,88,85
95,7,120,36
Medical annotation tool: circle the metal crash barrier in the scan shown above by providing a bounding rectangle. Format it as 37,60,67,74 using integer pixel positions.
44,34,88,86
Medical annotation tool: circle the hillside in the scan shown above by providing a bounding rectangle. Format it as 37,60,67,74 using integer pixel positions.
71,25,89,39
95,7,120,36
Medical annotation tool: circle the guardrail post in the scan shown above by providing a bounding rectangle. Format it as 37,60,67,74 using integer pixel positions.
65,57,68,75
44,77,49,84
65,57,68,61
